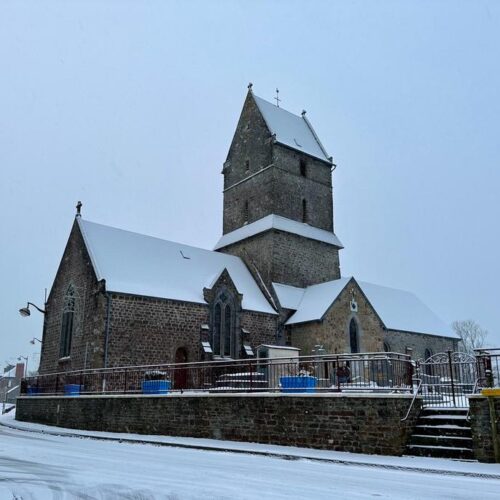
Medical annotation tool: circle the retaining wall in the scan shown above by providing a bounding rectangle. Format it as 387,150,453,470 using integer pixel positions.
469,395,500,463
16,393,420,456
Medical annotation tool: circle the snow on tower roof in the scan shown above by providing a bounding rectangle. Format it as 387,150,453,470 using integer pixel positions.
281,277,457,339
214,214,343,250
252,94,331,163
77,219,276,315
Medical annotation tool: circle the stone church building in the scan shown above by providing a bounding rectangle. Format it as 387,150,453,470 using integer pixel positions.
38,88,458,374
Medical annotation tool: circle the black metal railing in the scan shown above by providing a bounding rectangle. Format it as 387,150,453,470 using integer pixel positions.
21,352,414,397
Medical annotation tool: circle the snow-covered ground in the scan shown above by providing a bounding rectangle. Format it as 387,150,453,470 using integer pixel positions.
1,410,499,499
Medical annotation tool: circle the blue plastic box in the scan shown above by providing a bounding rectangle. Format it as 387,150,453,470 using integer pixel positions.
142,380,171,395
280,376,316,393
64,384,82,396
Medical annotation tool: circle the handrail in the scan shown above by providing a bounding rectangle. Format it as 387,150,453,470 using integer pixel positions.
401,378,422,422
466,377,481,422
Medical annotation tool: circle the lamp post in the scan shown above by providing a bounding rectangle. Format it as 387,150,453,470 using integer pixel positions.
19,302,46,317
19,296,47,372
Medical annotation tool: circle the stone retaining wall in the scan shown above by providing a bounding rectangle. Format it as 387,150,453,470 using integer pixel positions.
16,393,420,456
469,395,500,462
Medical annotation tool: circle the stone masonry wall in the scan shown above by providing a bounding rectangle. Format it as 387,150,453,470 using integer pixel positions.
220,230,340,289
39,220,107,374
16,393,421,457
469,395,500,462
384,330,459,360
290,279,384,355
106,294,277,366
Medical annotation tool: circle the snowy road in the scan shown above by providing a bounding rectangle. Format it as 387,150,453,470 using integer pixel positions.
0,423,499,499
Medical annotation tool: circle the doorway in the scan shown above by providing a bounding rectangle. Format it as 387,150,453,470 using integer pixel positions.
174,347,188,390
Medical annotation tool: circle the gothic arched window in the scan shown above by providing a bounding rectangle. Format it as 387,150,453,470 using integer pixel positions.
383,341,391,353
60,285,76,357
213,303,221,355
424,348,433,361
349,318,359,354
211,290,237,358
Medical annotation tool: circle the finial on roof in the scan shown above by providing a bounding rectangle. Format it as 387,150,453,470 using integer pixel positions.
274,88,281,107
247,82,253,92
301,110,307,116
75,201,82,218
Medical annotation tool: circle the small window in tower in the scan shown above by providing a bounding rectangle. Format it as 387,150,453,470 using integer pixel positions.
245,159,250,173
300,159,307,177
302,199,307,223
243,200,249,223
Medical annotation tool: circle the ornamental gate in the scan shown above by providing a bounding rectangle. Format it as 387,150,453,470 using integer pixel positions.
417,351,477,408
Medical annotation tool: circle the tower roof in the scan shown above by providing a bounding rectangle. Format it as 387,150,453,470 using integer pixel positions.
252,93,331,164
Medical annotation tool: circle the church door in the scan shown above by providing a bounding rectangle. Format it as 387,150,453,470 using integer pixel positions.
174,347,188,390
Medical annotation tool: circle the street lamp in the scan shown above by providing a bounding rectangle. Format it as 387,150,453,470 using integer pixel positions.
19,302,46,317
30,338,42,345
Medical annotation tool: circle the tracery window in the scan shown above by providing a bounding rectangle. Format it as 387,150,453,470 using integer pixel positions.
60,285,76,357
211,290,236,358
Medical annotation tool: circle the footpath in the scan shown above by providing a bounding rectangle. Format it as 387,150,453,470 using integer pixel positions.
2,408,500,480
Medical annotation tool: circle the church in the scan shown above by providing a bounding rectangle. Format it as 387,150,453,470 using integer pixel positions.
38,87,458,375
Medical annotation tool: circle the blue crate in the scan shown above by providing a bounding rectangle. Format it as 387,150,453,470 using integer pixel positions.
280,376,316,393
64,384,82,396
142,380,171,395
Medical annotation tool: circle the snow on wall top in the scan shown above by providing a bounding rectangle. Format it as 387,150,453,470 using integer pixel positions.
284,277,457,339
78,219,277,315
272,283,306,310
252,94,331,163
214,214,343,250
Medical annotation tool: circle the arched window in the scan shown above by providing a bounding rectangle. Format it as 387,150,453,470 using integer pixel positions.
213,303,221,355
349,318,359,354
383,341,391,353
424,348,433,361
224,305,232,357
302,199,307,223
211,290,237,358
60,285,76,357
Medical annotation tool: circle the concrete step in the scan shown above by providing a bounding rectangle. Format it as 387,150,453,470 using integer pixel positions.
417,414,469,427
420,408,468,417
414,424,472,437
407,444,474,460
410,434,473,448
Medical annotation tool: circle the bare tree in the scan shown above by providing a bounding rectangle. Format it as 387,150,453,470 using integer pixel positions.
452,319,488,355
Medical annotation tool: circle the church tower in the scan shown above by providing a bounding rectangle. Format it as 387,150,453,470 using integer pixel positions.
215,87,343,290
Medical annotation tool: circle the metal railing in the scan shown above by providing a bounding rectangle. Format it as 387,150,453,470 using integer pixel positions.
20,352,414,397
475,348,500,389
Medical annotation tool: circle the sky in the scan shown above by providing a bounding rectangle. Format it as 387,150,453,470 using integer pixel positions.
1,0,499,372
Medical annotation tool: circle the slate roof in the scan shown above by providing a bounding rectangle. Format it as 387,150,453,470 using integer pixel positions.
252,94,332,163
214,214,343,250
274,278,458,339
77,219,276,314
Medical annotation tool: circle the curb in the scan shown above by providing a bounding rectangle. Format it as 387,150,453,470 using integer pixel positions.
1,419,500,480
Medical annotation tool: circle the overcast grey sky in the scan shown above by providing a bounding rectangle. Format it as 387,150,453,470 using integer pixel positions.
1,0,499,371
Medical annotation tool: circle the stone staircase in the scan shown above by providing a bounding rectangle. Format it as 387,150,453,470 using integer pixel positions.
407,408,474,460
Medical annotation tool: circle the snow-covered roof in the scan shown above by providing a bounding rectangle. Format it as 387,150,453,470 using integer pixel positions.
78,219,276,315
272,283,306,310
283,277,457,338
284,277,351,326
252,94,331,163
214,214,343,250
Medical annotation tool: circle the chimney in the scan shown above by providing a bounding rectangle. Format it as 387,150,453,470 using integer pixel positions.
15,363,25,379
